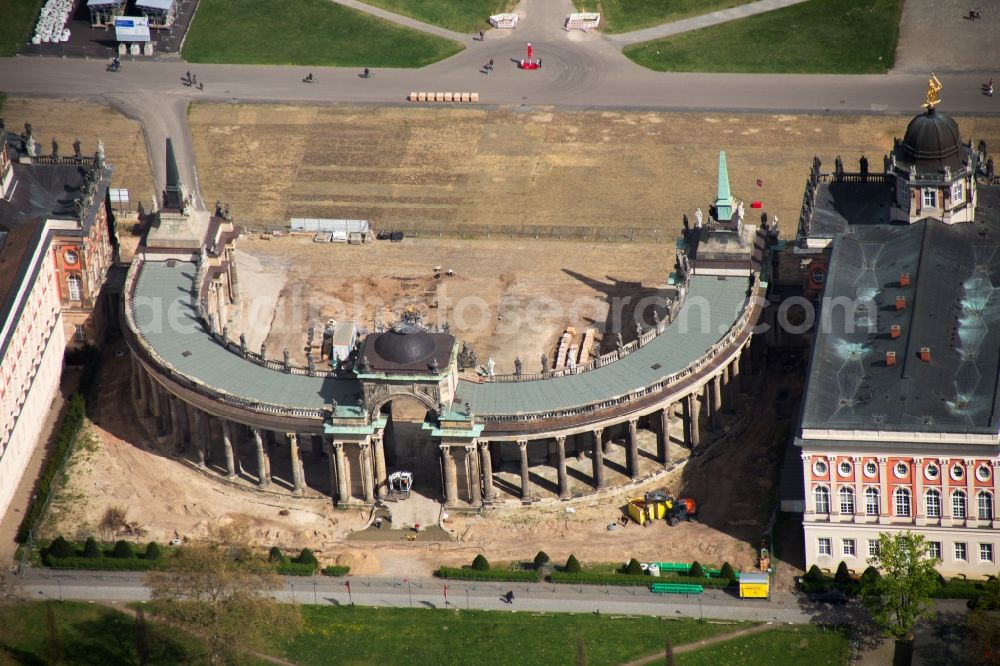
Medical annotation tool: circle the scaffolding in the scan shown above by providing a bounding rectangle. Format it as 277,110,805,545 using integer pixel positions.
136,0,176,28
87,0,126,27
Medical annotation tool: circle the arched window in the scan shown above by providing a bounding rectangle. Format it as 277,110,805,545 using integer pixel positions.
67,274,82,301
925,489,941,518
865,487,880,515
952,490,967,519
814,486,830,514
895,488,911,517
839,487,855,515
978,491,994,521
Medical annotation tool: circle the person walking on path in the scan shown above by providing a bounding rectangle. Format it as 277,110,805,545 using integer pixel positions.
479,30,484,41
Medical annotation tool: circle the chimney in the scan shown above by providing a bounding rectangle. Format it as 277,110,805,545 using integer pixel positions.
895,295,906,310
899,272,910,287
920,347,931,363
886,351,897,366
890,324,901,339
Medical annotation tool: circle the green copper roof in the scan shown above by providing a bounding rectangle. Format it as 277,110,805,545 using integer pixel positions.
715,151,734,222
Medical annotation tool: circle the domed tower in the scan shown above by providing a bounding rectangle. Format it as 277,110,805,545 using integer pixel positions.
889,76,978,224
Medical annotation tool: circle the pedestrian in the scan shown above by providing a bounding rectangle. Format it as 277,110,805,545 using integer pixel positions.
185,70,191,82
375,516,383,529
192,73,198,85
505,590,515,604
479,30,484,41
198,81,204,91
489,58,494,70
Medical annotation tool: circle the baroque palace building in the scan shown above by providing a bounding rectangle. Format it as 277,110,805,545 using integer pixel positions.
0,121,115,516
123,142,779,510
794,85,1000,577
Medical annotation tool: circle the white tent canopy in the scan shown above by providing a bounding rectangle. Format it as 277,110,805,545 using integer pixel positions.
114,16,151,42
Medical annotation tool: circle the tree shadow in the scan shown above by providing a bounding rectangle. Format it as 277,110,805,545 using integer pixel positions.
61,610,193,665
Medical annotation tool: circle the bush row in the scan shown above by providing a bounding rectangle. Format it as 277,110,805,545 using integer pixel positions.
277,562,318,576
321,566,351,577
15,394,86,543
548,571,733,587
932,580,984,600
436,567,538,582
44,555,159,571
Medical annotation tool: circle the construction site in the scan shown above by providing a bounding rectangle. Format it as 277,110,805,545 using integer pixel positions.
17,97,1000,588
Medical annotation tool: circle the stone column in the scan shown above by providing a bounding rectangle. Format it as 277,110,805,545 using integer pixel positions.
134,362,148,416
130,358,140,401
253,428,270,487
686,392,701,448
965,458,977,527
468,445,482,505
288,433,305,494
914,457,925,525
709,375,722,429
221,419,237,479
725,363,737,413
592,428,606,490
149,378,163,432
441,445,457,506
373,434,388,500
333,441,349,503
657,407,671,465
852,456,863,521
626,419,639,479
191,408,206,467
802,455,816,515
877,457,889,521
732,350,745,395
479,440,494,504
555,435,569,499
360,442,375,503
992,461,1000,528
169,396,184,451
518,440,531,500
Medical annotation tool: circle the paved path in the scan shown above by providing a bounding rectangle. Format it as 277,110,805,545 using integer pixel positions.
620,622,777,665
608,0,810,48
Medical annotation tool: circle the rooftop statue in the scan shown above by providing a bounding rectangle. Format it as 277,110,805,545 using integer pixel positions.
924,73,942,108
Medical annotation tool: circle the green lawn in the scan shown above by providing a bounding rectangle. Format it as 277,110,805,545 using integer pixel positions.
676,625,851,666
0,601,205,664
573,0,747,34
0,0,42,57
182,0,463,67
624,0,903,74
281,606,749,665
358,0,515,33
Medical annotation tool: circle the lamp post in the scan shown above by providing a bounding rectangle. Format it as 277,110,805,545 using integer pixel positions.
56,576,63,602
313,579,318,605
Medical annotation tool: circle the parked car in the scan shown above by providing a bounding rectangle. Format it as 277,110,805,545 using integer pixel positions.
808,589,849,605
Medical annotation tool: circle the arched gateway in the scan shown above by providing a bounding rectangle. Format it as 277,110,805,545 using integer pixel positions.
123,144,777,510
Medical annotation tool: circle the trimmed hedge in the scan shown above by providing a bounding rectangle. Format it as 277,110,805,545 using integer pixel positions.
277,562,318,576
321,565,351,577
932,580,983,599
45,555,159,571
550,571,733,587
295,548,318,566
15,394,86,543
436,567,537,582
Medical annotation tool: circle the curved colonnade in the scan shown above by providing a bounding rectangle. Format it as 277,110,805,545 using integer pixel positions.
123,234,772,508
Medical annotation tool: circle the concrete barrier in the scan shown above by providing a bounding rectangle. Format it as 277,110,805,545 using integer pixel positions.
408,92,480,103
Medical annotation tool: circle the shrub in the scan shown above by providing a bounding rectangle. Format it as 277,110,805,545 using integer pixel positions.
471,554,490,571
533,551,550,567
295,548,318,566
834,562,854,591
111,540,135,559
931,580,982,599
144,542,162,560
321,565,351,577
548,571,732,588
860,566,881,588
48,536,76,559
565,554,581,574
689,561,704,578
269,546,286,563
45,556,157,571
719,562,735,581
803,564,825,584
625,558,643,576
436,567,536,582
82,537,101,559
277,562,317,576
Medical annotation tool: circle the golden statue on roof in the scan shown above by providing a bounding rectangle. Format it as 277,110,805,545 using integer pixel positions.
923,73,942,108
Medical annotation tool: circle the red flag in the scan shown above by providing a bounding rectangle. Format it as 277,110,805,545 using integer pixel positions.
527,43,533,60
751,201,763,208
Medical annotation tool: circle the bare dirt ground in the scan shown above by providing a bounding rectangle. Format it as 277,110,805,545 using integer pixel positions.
1,98,155,261
189,103,1000,235
240,234,672,372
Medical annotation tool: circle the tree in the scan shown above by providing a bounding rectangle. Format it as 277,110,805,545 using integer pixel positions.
834,561,854,592
625,558,643,575
565,554,581,574
471,554,490,571
295,548,318,566
83,537,102,558
111,540,136,559
145,542,162,560
689,561,704,578
146,520,301,665
48,536,75,559
860,531,940,639
268,546,286,564
859,566,881,589
719,562,735,581
803,564,824,584
533,551,550,567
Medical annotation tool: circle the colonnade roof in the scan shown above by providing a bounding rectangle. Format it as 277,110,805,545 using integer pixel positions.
132,262,747,417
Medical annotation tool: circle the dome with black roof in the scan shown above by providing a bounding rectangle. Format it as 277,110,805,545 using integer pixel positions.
371,322,436,365
900,106,962,163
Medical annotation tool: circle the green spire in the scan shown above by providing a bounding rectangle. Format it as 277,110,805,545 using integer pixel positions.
715,150,734,222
